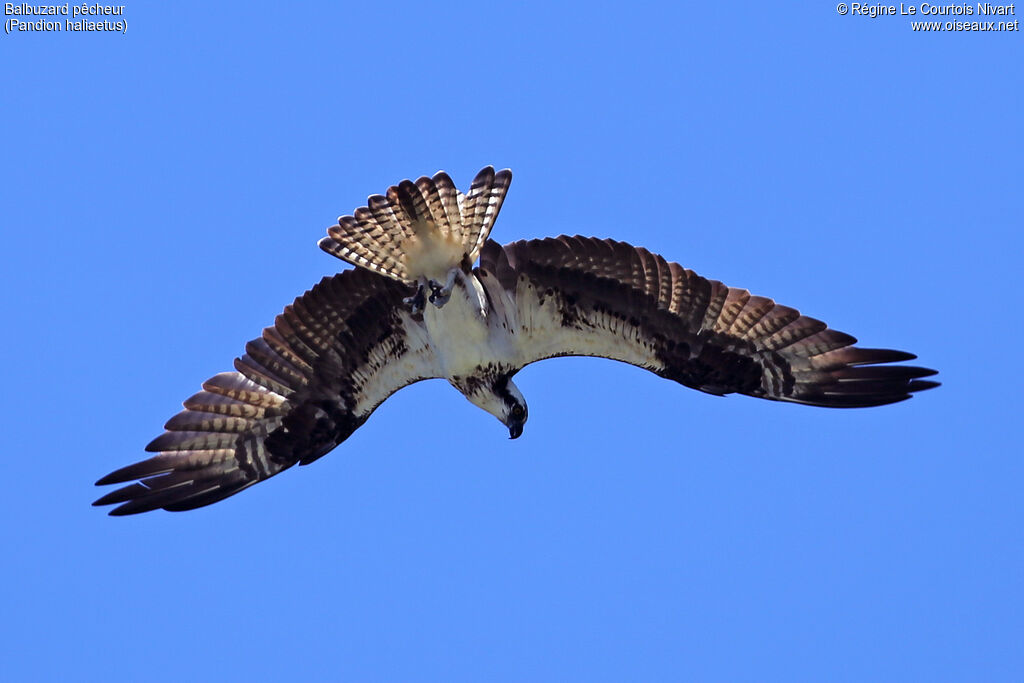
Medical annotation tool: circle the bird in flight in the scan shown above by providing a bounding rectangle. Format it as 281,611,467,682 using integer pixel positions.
94,166,939,515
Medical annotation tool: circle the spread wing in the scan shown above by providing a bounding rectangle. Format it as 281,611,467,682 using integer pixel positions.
94,269,439,515
479,237,938,407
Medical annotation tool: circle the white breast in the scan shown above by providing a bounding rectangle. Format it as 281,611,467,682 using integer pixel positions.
423,273,514,379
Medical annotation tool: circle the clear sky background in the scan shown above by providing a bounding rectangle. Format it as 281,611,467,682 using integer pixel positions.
2,3,1020,681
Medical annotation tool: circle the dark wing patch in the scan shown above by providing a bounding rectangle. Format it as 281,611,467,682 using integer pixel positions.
94,268,436,515
481,236,938,407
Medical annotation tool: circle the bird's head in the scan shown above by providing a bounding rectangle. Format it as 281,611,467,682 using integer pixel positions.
458,371,529,439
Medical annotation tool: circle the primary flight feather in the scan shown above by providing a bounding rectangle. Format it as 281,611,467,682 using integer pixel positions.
94,166,939,515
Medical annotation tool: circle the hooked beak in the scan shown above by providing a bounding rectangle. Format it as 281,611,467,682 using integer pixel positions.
508,419,524,440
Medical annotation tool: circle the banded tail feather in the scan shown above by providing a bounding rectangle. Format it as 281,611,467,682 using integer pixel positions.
319,166,512,283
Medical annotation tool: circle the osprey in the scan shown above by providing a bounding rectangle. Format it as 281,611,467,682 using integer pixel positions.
94,167,939,515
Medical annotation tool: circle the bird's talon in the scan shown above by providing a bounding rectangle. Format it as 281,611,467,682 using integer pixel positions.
429,290,451,307
428,280,452,308
404,285,427,314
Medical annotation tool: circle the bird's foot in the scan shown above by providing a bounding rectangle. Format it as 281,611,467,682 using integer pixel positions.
428,268,461,308
403,280,428,315
427,281,450,308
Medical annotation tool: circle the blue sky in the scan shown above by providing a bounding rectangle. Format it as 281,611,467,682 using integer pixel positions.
2,2,1020,681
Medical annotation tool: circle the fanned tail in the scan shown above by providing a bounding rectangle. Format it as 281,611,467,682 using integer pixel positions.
319,166,512,283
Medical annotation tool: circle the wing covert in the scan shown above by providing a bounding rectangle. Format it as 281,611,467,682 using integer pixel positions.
94,268,438,515
479,236,938,407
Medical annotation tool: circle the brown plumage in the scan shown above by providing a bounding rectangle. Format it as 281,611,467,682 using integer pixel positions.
95,167,938,515
95,268,425,515
484,237,938,407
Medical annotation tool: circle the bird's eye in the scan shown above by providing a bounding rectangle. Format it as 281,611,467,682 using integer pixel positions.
511,405,525,419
